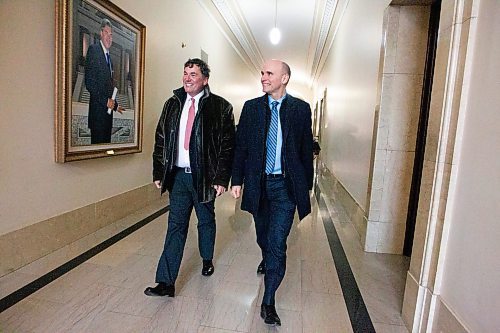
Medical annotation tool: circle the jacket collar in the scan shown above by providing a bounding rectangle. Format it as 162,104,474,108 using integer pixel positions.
173,85,211,103
259,93,292,143
259,93,292,107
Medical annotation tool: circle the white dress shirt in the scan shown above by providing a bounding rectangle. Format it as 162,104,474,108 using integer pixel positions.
176,91,204,168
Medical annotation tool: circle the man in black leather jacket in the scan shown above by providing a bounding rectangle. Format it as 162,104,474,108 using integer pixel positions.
145,58,235,297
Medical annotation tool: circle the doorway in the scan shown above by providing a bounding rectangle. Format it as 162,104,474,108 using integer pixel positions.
403,0,441,256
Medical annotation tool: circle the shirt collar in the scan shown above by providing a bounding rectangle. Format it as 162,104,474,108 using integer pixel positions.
268,93,287,106
188,90,204,103
100,40,109,54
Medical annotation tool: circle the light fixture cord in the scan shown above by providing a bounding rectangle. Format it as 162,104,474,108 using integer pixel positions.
274,0,277,28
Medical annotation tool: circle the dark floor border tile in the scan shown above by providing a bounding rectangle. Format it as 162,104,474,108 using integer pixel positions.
314,185,376,333
0,205,169,313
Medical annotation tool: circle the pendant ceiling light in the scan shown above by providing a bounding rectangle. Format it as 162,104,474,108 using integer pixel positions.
269,0,281,45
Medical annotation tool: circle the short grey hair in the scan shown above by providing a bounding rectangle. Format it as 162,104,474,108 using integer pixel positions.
282,61,291,77
100,18,112,31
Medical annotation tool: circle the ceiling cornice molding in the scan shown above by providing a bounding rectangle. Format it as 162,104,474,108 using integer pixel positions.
198,0,349,85
308,0,338,78
306,0,325,71
312,0,350,82
196,0,263,75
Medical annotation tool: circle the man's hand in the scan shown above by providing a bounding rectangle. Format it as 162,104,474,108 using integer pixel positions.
154,180,161,189
213,185,226,197
231,186,241,199
107,99,124,114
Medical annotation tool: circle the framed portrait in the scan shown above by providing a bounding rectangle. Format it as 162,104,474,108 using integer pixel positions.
55,0,146,162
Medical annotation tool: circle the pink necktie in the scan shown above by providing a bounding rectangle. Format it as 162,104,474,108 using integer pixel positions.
184,98,195,150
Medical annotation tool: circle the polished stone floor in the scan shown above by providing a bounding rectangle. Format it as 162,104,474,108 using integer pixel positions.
0,180,409,332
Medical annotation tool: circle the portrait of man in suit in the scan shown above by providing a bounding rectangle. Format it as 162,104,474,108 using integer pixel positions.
84,18,123,144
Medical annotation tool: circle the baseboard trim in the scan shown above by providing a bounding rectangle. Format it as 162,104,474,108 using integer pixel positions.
431,296,469,333
318,164,367,243
0,184,163,276
0,205,169,313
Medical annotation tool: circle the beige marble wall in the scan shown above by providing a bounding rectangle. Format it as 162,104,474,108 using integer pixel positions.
365,5,430,254
318,163,367,244
431,297,468,333
0,184,166,277
402,0,479,331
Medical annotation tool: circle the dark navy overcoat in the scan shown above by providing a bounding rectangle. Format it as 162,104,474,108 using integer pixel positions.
231,94,313,220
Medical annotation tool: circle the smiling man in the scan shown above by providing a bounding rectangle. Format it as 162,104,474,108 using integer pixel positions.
231,59,313,326
145,58,235,298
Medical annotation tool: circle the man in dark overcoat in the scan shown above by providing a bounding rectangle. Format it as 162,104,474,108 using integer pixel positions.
85,19,123,144
231,59,313,326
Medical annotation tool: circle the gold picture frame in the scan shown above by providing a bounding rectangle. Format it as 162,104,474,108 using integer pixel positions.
55,0,145,162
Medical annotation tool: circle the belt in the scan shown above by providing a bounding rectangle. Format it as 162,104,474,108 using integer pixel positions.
265,173,284,180
175,166,192,173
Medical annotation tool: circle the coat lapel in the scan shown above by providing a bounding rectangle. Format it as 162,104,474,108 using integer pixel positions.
280,95,292,144
258,95,269,145
98,45,112,77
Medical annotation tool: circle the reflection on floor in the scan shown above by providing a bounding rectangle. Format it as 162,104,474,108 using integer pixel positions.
0,178,409,332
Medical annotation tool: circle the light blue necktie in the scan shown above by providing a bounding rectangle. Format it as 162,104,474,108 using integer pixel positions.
265,101,279,174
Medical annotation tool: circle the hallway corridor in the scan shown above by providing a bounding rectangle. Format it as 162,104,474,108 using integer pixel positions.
0,173,409,333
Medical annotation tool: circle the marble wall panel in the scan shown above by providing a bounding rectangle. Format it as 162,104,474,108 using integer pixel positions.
319,164,368,243
51,204,98,246
402,5,479,330
432,296,469,332
440,0,457,30
0,203,95,276
420,287,433,331
95,185,149,228
0,235,23,275
366,5,430,254
462,0,479,22
366,220,407,254
0,183,161,277
402,271,419,329
367,186,383,222
445,18,475,166
383,6,401,74
387,75,423,151
425,27,452,163
378,74,394,150
379,150,415,223
377,222,407,253
408,158,436,278
395,6,431,74
365,221,379,252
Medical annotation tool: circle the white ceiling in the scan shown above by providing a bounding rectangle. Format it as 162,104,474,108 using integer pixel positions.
237,0,315,71
197,0,347,86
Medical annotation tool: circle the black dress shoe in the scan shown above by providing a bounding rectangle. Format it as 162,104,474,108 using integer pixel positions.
144,282,175,297
202,259,214,276
257,260,266,275
260,304,281,326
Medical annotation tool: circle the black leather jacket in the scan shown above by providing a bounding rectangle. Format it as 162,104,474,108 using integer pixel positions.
153,86,235,203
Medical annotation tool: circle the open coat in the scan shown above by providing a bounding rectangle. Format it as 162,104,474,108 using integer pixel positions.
231,94,313,220
153,86,235,203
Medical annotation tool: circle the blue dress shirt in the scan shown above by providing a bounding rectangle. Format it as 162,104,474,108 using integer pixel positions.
268,94,286,174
